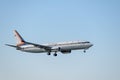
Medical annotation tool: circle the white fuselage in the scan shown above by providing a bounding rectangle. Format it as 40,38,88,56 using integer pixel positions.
6,30,93,56
19,41,93,53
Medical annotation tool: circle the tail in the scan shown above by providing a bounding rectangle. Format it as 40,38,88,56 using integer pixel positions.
14,30,26,46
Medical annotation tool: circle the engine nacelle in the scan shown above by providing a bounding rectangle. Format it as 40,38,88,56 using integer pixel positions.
61,50,71,54
52,47,71,54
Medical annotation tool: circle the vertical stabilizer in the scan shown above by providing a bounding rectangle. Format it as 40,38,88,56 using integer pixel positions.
14,30,25,46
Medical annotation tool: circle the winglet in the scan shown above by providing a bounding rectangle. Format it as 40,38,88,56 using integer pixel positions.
13,30,25,46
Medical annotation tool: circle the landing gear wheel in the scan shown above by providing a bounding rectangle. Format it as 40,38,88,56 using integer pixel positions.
53,53,57,56
84,50,86,53
47,52,51,55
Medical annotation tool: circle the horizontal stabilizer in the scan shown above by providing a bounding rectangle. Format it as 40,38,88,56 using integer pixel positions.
5,44,17,48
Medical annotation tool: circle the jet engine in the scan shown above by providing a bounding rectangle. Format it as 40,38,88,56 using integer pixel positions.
60,49,71,54
52,47,71,54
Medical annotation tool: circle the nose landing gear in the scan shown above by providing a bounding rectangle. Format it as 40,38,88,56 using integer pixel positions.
84,50,86,53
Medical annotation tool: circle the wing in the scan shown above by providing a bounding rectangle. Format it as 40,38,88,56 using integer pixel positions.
25,42,51,50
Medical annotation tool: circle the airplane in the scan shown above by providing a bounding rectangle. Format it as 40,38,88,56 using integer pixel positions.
6,30,93,56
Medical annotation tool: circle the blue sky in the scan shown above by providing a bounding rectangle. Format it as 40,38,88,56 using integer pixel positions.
0,0,120,80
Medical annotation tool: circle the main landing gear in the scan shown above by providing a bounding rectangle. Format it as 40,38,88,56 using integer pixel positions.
53,51,57,56
47,52,57,56
53,53,57,56
47,52,51,55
